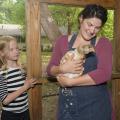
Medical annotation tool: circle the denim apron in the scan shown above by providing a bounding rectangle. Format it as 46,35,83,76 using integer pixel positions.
57,34,112,120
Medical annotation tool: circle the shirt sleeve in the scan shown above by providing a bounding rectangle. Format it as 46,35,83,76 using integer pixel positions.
0,75,8,102
88,38,113,84
46,36,64,76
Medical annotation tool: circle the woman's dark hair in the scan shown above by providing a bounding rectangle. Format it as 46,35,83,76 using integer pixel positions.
78,4,108,26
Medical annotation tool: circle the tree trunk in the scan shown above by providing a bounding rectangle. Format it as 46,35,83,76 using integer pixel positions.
40,3,62,45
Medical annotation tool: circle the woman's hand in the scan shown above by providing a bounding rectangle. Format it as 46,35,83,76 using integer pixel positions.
57,74,74,87
60,59,84,74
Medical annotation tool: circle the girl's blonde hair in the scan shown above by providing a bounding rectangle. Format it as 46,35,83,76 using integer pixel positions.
0,36,17,70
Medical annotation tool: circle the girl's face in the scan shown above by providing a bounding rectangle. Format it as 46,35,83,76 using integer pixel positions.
4,40,20,61
79,17,102,41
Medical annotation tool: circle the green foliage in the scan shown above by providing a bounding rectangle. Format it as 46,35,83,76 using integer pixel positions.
49,5,114,40
0,0,25,25
0,1,114,41
49,5,83,32
0,0,25,39
11,0,25,26
100,10,114,40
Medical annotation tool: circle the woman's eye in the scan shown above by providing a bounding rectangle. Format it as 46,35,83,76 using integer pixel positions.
16,48,19,50
87,23,92,27
96,26,101,30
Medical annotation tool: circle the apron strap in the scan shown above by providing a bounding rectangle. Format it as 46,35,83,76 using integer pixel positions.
68,33,77,50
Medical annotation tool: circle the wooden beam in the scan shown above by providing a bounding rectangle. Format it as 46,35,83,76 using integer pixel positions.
112,78,120,120
40,0,115,9
113,0,120,72
112,72,120,79
112,0,120,119
25,0,42,120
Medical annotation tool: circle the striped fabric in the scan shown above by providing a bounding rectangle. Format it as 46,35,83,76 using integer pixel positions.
0,68,28,113
0,75,8,101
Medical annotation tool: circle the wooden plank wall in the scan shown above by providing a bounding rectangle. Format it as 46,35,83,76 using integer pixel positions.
112,0,120,119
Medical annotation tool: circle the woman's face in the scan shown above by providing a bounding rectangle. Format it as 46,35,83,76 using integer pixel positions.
79,17,102,41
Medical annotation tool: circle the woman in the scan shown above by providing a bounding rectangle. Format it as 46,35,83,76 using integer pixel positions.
47,4,113,120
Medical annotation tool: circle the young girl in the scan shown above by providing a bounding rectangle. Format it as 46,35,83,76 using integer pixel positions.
0,36,36,120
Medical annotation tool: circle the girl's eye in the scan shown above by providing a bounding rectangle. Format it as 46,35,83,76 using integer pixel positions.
16,47,19,50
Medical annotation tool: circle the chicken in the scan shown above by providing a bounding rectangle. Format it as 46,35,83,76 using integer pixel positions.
60,44,95,78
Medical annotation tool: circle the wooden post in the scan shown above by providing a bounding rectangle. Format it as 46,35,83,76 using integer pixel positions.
113,0,120,72
112,78,120,120
25,0,42,120
112,0,120,119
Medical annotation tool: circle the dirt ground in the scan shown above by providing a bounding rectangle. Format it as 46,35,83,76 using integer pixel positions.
42,82,59,120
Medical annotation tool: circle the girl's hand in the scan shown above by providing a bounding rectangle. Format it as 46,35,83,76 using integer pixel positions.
60,59,84,74
57,75,73,87
24,78,37,90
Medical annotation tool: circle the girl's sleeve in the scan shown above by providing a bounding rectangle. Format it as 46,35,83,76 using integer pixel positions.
0,75,8,102
88,39,113,84
46,36,64,76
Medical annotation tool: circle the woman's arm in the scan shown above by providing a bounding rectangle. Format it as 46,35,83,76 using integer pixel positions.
47,35,83,77
51,60,83,76
57,38,113,86
88,38,113,84
47,36,65,76
2,78,36,105
57,74,95,87
50,65,62,76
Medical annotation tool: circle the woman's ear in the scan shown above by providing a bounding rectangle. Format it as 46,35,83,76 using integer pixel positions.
0,51,5,57
79,16,83,23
